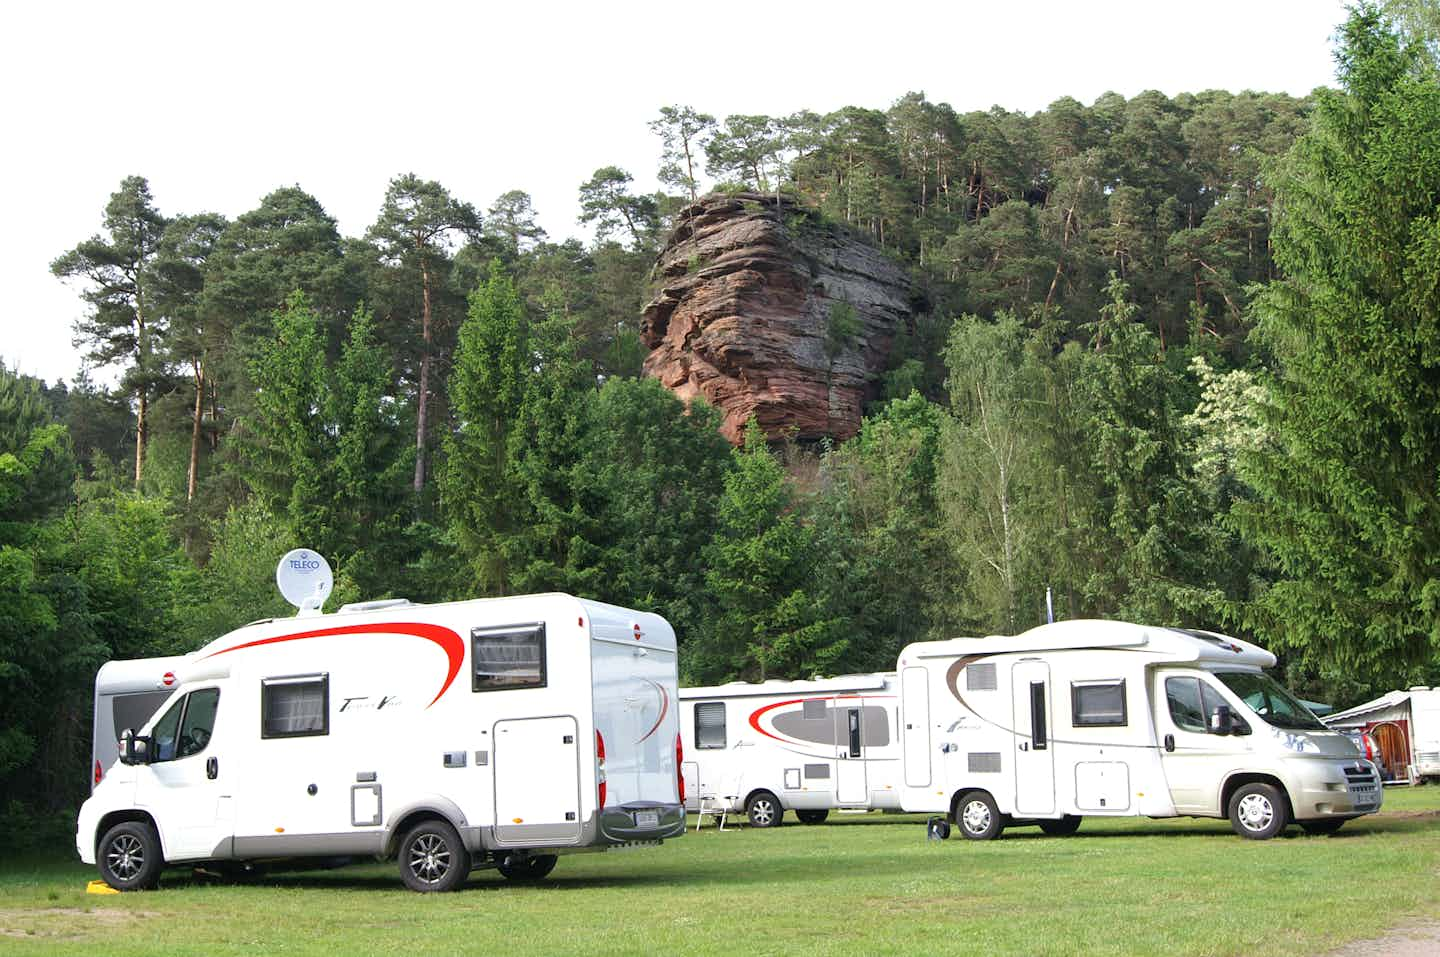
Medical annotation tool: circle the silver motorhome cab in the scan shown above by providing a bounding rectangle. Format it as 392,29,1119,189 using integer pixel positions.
897,620,1382,840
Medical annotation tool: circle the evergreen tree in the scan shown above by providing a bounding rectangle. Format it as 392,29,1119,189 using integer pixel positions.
51,176,168,485
1237,6,1440,683
367,174,481,493
700,420,841,682
443,262,529,594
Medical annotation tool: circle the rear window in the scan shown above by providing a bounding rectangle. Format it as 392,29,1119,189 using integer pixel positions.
262,674,329,738
695,702,726,749
472,623,547,691
110,690,173,740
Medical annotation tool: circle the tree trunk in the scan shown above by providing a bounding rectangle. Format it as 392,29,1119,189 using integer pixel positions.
187,358,205,501
133,390,147,486
414,258,433,493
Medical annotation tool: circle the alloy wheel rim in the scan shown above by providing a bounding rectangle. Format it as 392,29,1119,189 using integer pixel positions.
752,800,775,826
106,834,144,880
963,801,992,834
408,834,451,883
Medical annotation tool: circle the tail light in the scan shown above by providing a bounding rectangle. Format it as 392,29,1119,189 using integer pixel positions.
676,732,685,803
94,759,103,786
596,729,607,808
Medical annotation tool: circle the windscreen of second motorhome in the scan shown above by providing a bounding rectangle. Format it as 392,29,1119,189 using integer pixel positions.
1213,672,1327,731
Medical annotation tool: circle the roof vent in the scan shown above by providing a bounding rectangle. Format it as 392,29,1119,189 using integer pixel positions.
338,598,413,614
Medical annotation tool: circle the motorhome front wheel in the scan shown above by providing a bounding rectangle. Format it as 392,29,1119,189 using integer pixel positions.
1227,782,1290,840
96,821,163,891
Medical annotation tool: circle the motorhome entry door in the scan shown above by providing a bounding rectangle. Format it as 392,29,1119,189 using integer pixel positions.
834,697,868,804
493,716,581,845
1012,661,1056,814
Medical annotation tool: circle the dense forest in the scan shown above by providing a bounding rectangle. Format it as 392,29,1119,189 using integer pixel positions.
3,6,1438,845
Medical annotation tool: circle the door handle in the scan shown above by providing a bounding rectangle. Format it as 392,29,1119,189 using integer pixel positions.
206,756,218,780
1164,734,1175,753
1019,742,1029,752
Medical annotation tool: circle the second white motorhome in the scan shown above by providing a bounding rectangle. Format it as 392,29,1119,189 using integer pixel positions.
79,593,684,891
679,674,902,827
897,620,1382,840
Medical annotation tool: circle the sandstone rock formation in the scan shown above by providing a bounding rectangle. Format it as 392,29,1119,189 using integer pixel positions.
640,192,912,445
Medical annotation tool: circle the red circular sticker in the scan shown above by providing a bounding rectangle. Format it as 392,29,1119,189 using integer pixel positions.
162,672,175,686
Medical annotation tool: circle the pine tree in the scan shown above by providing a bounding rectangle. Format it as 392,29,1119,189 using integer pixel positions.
1237,6,1440,683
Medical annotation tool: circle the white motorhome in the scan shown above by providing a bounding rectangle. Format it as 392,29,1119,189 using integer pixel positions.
78,593,685,891
897,620,1382,840
679,674,902,827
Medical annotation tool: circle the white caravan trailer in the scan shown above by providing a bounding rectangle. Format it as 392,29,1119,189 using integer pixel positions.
679,674,902,827
1327,687,1440,783
78,593,685,891
897,620,1382,840
90,655,187,791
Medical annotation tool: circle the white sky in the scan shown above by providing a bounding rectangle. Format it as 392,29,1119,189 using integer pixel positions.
0,0,1349,387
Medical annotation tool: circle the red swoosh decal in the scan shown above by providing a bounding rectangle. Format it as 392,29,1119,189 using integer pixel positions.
747,695,897,743
748,698,807,742
638,679,670,743
200,622,465,708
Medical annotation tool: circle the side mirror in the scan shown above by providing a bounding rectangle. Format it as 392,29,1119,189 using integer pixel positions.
120,731,152,765
1209,704,1234,736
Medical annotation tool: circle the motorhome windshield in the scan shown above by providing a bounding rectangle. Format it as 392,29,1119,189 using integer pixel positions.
1214,672,1327,731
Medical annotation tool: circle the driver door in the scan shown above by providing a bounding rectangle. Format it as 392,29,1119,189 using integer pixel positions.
1152,671,1249,815
134,687,233,861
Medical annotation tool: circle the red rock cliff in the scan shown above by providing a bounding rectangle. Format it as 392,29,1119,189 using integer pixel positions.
640,193,912,445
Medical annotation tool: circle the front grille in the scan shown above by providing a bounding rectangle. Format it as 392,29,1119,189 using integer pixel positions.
1343,762,1379,798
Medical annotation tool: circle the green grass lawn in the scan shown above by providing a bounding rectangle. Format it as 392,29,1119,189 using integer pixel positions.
4,787,1438,956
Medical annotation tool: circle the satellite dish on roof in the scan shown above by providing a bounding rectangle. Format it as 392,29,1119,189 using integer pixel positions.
276,548,333,616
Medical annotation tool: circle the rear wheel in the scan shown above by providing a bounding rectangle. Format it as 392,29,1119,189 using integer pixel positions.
97,821,164,891
955,791,1004,841
1299,819,1346,836
1228,782,1290,840
1038,815,1083,836
796,809,829,825
497,854,557,881
399,819,470,892
746,791,782,828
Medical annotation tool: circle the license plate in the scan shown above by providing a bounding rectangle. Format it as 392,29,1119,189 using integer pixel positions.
635,810,659,828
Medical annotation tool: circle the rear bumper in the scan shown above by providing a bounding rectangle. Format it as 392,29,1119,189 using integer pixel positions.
598,802,685,843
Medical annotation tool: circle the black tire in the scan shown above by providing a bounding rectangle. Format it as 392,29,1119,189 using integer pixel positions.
97,820,164,891
746,791,782,828
795,809,829,825
955,791,1005,841
1228,782,1290,840
1038,815,1083,837
497,854,558,881
1299,818,1346,835
399,819,471,892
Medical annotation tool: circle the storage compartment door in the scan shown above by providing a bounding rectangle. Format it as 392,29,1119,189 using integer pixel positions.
493,716,581,845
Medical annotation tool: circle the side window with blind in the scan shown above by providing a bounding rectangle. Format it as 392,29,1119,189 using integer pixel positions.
695,702,726,749
472,623,546,691
262,674,329,738
1072,679,1128,727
